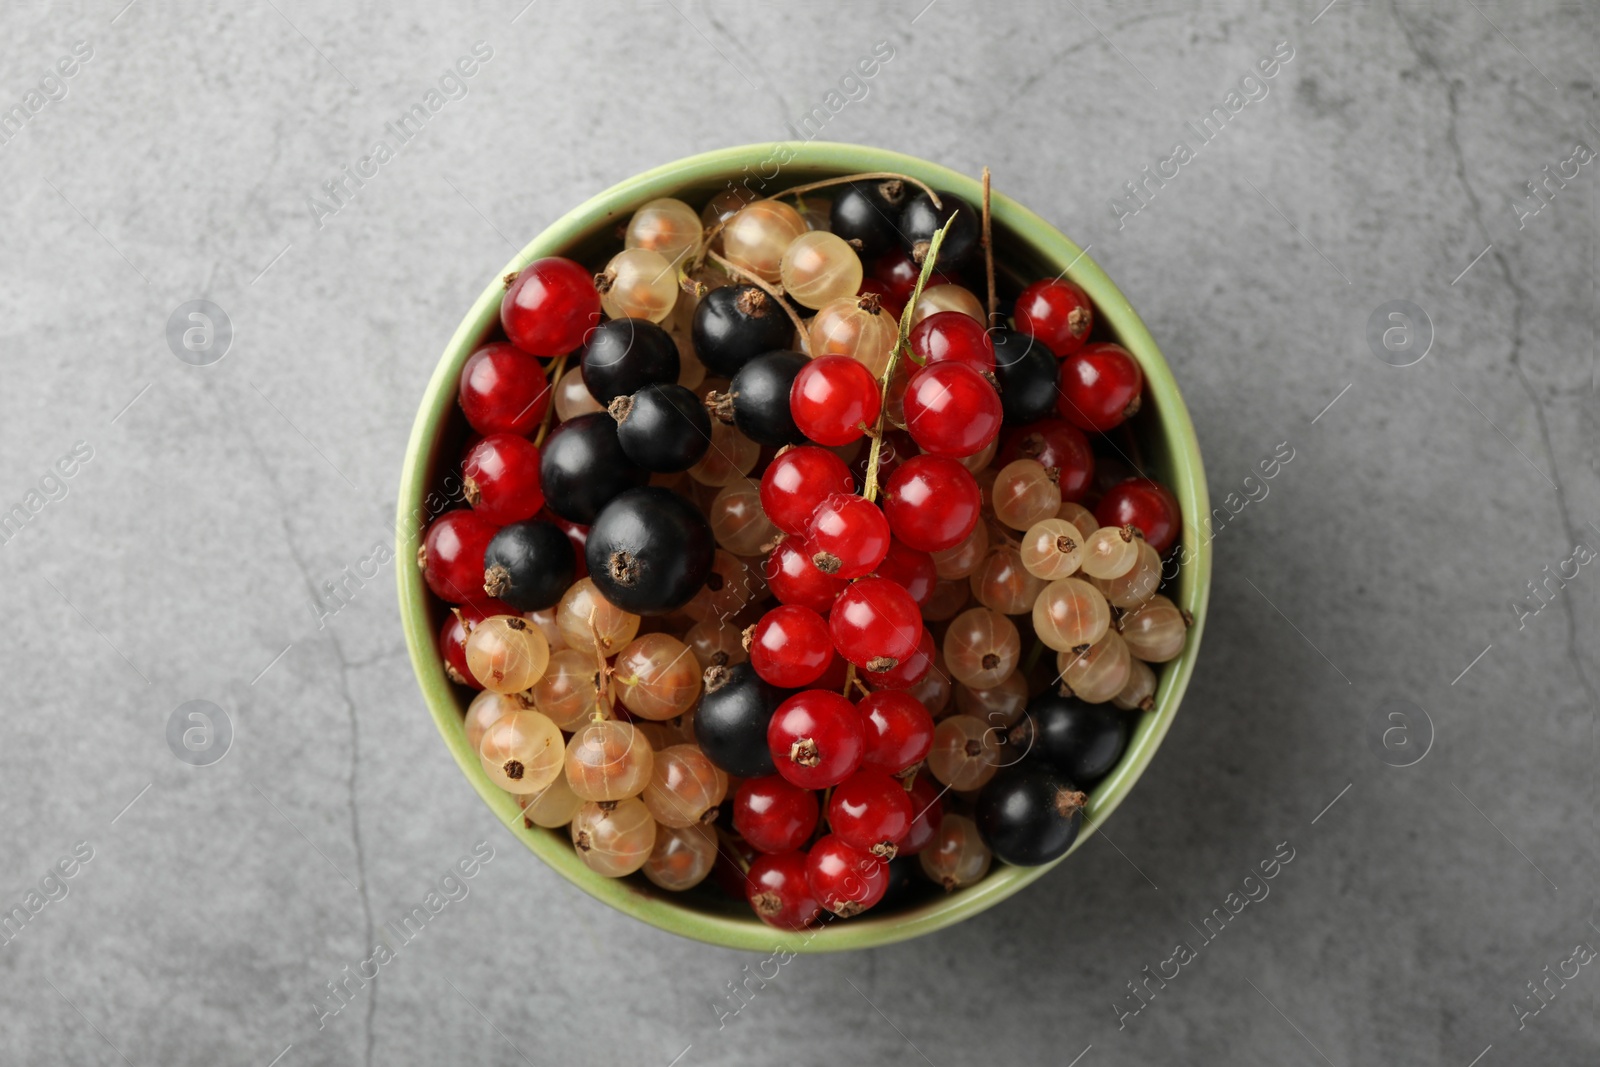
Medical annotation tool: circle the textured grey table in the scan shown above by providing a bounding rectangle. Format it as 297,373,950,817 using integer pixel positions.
2,1,1595,1064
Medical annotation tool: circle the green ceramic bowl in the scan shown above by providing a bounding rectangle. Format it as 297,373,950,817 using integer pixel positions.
397,143,1210,953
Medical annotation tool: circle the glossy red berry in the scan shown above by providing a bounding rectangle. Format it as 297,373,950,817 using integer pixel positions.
999,419,1095,503
462,434,544,525
1057,342,1143,432
458,343,552,436
439,607,488,689
1097,477,1181,555
422,509,500,604
828,577,922,671
767,689,864,789
733,776,820,855
858,690,935,773
748,605,833,688
760,445,855,535
903,361,1002,458
909,311,996,374
873,539,937,608
881,455,981,553
871,248,954,303
500,256,601,357
1015,277,1094,356
806,834,889,916
789,355,882,447
746,850,822,930
806,493,890,579
861,626,935,691
899,775,944,856
857,278,904,320
764,537,849,614
828,769,914,857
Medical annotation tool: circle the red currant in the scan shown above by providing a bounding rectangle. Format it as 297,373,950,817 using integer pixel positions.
858,690,935,773
1097,477,1180,554
806,834,889,916
999,419,1095,503
733,775,820,855
861,626,935,691
462,434,544,525
881,455,981,553
760,446,854,535
789,355,882,447
899,775,944,856
746,850,822,929
806,493,890,579
857,278,904,319
1015,277,1094,356
902,361,1002,458
827,769,914,857
422,509,500,604
871,248,954,303
500,256,601,357
439,607,486,689
873,539,937,608
747,605,833,688
1057,342,1143,432
828,577,922,671
763,537,849,614
549,513,589,580
909,311,996,374
767,689,864,789
458,343,552,436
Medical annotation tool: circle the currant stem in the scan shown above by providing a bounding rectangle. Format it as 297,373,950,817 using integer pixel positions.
859,215,959,504
705,249,812,355
533,352,568,447
981,166,998,326
762,172,942,210
841,662,857,698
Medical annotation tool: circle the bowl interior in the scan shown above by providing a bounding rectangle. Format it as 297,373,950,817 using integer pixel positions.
397,142,1211,952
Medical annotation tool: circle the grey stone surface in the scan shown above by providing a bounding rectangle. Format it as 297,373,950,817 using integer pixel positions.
0,0,1596,1064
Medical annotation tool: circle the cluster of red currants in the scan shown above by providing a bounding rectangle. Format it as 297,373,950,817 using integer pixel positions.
417,172,1191,928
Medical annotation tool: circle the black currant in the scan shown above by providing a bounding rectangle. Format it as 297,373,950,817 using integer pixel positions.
692,284,793,377
481,520,575,612
720,350,807,447
584,486,714,615
975,764,1087,867
580,317,679,405
992,327,1058,426
1009,691,1129,784
610,382,711,472
830,179,908,259
539,412,649,524
900,190,980,271
693,662,782,778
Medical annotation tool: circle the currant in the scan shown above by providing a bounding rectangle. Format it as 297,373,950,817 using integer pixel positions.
643,823,719,892
692,284,795,377
585,487,716,615
969,542,1048,616
570,797,657,878
1014,277,1094,357
873,539,938,608
828,577,923,671
709,479,779,556
1018,691,1129,783
902,361,1003,458
919,813,991,889
482,520,576,612
805,493,890,579
641,743,728,827
462,434,545,526
722,200,808,283
829,178,908,258
686,618,748,670
533,647,612,730
581,317,680,405
780,230,864,309
976,764,1089,866
767,689,865,790
807,834,890,917
500,257,601,357
597,247,679,323
954,668,1031,729
881,454,982,553
943,607,1020,689
922,577,974,622
555,577,641,656
624,197,703,268
686,417,762,487
554,363,604,421
1113,658,1158,712
725,350,808,446
909,311,996,374
858,690,935,774
611,382,712,472
694,662,784,777
1019,517,1084,581
1117,594,1188,662
422,509,500,604
991,328,1059,426
926,714,1003,790
999,419,1095,503
1032,576,1111,652
1096,477,1181,555
900,189,979,270
930,519,988,580
519,773,584,829
807,295,898,378
612,632,702,720
463,688,521,751
900,774,945,856
539,412,649,524
760,445,855,534
478,709,564,794
763,536,849,614
1091,538,1162,607
565,718,654,802
1057,629,1132,705
747,605,833,689
746,850,821,930
829,769,914,858
861,625,936,690
459,343,552,438
1057,342,1143,432
992,459,1062,531
1080,524,1139,580
732,775,819,854
789,355,882,447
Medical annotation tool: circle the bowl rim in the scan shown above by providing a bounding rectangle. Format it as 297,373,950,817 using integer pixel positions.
396,141,1211,953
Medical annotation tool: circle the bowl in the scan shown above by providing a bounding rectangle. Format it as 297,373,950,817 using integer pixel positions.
397,142,1211,952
